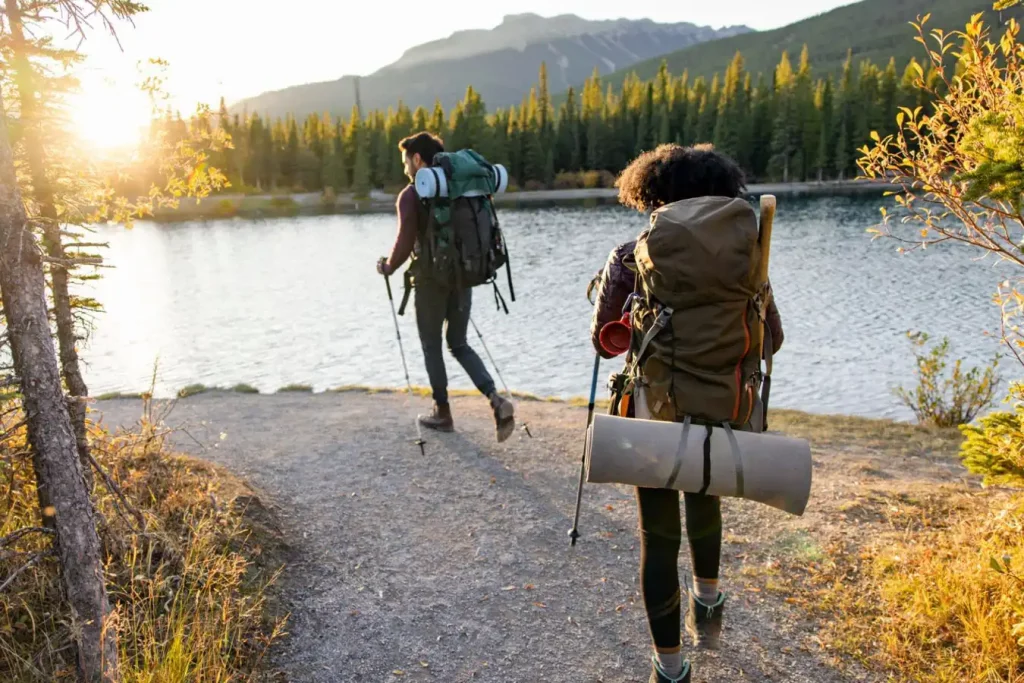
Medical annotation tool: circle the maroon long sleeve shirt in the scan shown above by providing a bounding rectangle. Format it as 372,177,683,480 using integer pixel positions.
384,184,422,273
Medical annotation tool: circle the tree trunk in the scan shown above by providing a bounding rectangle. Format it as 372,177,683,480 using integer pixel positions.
5,0,93,490
0,89,119,683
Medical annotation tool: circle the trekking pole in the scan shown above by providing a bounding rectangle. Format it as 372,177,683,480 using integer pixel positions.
469,315,532,438
383,271,426,455
568,353,601,547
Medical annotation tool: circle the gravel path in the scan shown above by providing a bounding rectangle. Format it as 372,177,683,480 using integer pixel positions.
92,390,956,683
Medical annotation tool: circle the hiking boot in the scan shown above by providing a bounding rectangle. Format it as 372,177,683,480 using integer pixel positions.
418,402,454,432
648,657,691,683
489,392,515,443
685,590,726,650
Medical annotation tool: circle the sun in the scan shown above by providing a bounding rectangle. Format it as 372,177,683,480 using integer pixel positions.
67,80,152,153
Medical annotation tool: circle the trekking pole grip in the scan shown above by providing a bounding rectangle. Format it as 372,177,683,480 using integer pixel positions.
383,270,394,301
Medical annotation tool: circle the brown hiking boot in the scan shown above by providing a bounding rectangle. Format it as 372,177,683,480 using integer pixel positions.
489,393,515,443
418,402,454,432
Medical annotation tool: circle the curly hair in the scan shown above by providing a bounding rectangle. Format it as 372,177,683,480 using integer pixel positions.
615,143,746,212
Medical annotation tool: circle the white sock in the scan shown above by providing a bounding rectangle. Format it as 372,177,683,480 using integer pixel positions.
655,649,683,677
693,577,719,603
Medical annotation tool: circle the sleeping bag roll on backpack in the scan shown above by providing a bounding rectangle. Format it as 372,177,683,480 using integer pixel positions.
585,194,812,516
415,162,509,199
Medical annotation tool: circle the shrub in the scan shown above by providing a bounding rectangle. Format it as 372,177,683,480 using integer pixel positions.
213,198,237,217
553,172,583,190
523,179,547,191
894,331,1000,427
960,382,1024,486
581,170,603,189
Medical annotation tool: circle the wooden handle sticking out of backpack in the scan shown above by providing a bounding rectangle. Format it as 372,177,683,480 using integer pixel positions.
756,194,776,285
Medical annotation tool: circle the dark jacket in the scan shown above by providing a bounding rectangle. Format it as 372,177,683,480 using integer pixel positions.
589,239,785,360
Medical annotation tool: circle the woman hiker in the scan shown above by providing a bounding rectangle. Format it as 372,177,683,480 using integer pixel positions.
588,143,785,683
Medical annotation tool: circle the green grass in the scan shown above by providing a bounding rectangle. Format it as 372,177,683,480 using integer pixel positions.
96,391,144,401
231,383,260,394
178,384,212,398
276,384,313,393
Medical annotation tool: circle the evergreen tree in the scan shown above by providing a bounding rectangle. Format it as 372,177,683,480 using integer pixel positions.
282,116,300,188
834,50,855,179
429,99,448,140
854,59,881,149
412,106,429,134
815,77,835,180
556,87,582,172
324,118,348,191
749,74,773,179
507,106,525,185
769,51,798,181
713,51,745,163
795,46,818,181
697,74,719,144
684,77,705,146
583,69,604,171
303,113,324,189
880,57,899,132
348,106,371,197
671,71,690,144
635,82,655,154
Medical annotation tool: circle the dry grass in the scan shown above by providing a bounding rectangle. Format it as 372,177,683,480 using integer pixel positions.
768,408,963,458
0,399,287,681
778,484,1024,682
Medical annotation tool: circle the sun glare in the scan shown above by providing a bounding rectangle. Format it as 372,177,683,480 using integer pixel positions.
68,84,151,154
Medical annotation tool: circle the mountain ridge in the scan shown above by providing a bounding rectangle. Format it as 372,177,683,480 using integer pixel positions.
230,14,750,119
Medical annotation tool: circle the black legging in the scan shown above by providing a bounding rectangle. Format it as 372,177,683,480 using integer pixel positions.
636,487,722,649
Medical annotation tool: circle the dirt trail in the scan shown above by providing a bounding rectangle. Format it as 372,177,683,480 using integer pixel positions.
92,390,966,683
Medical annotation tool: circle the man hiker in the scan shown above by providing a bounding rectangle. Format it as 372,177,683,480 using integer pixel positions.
589,143,785,683
376,131,516,442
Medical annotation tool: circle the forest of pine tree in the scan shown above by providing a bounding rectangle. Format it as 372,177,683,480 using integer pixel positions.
139,47,942,196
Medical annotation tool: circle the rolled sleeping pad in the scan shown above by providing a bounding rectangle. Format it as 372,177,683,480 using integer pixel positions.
584,413,812,516
414,164,509,199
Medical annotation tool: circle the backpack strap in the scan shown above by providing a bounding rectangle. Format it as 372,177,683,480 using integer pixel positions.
487,197,515,304
721,422,745,498
628,304,673,376
397,270,413,316
761,322,773,432
697,424,714,495
492,281,509,314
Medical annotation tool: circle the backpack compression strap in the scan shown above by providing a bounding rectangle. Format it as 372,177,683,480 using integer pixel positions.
761,323,773,431
397,270,413,316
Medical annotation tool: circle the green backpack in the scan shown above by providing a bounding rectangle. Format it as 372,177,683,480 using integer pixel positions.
399,149,515,314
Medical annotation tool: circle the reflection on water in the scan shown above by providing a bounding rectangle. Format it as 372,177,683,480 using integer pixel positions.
80,196,1008,419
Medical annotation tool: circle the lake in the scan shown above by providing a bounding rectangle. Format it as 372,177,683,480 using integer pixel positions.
80,196,1010,420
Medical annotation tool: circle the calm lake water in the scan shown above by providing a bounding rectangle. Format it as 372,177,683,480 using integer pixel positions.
80,196,1010,420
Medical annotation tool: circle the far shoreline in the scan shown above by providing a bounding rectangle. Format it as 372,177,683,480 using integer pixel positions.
145,178,894,223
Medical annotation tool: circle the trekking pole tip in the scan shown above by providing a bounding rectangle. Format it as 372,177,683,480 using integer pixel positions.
416,438,426,456
522,423,533,438
568,528,580,546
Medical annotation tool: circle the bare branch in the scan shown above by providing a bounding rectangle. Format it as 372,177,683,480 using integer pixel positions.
0,549,53,593
0,526,55,549
87,450,146,532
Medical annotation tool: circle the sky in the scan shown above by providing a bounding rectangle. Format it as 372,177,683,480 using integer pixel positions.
66,0,860,150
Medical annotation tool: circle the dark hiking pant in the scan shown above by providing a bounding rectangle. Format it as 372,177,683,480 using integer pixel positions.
414,280,496,405
637,486,722,649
